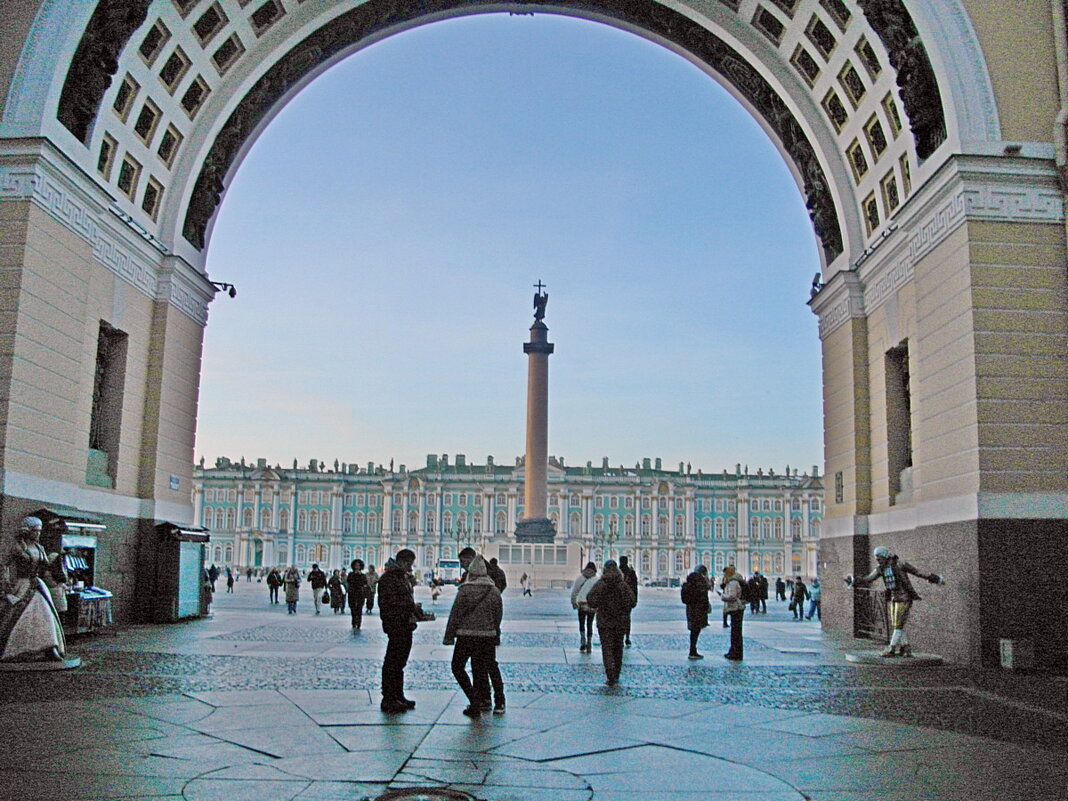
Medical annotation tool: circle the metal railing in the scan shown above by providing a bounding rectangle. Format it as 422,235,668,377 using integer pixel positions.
853,587,890,642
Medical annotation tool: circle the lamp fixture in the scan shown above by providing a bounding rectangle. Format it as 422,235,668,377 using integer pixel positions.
211,281,237,298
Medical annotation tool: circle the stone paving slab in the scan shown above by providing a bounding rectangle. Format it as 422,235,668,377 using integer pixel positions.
1,583,1066,800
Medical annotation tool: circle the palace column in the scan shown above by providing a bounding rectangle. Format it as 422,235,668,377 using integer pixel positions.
515,284,556,543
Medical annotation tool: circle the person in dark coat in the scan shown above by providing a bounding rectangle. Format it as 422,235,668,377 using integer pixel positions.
346,559,368,630
266,567,282,604
378,550,421,713
790,576,809,620
775,576,786,601
328,569,346,614
755,571,769,613
681,565,711,659
585,560,636,686
619,555,639,646
443,556,503,716
746,574,759,613
486,557,507,593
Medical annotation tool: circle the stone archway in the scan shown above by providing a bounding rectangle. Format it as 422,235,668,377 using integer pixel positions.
0,0,1065,670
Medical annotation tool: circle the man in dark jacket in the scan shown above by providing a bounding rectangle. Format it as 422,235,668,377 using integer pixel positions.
585,561,636,686
308,563,327,615
486,557,507,593
378,550,420,712
346,559,369,631
618,555,639,646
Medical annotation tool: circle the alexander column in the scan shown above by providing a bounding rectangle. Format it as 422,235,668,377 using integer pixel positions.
514,281,557,543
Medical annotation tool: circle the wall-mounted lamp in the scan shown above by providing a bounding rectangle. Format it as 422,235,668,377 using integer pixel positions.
211,282,237,298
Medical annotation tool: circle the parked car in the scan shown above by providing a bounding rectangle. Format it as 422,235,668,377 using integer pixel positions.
644,577,680,587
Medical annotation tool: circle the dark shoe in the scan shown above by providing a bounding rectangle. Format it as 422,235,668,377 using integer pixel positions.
688,653,703,660
462,705,481,717
724,653,742,661
399,698,417,710
380,700,409,713
477,702,492,713
625,639,632,647
605,678,617,687
722,623,729,628
493,704,506,715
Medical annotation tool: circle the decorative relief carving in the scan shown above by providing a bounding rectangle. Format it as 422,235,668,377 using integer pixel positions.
182,0,844,260
857,0,947,160
962,184,1063,221
0,157,208,325
57,0,152,143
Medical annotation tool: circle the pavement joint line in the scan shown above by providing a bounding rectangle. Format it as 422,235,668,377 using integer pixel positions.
955,686,1068,722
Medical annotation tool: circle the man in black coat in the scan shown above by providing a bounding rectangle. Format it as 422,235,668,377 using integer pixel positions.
618,555,639,646
378,550,420,713
486,557,507,593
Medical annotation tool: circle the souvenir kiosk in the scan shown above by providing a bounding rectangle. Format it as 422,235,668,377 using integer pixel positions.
31,507,113,635
153,522,211,622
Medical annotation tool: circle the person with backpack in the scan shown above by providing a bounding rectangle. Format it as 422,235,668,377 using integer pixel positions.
721,565,746,660
308,563,327,615
585,560,636,686
570,562,598,653
681,565,711,659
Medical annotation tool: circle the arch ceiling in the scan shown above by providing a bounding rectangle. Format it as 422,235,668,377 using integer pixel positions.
14,0,982,273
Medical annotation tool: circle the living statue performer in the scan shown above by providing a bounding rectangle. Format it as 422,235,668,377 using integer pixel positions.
0,517,68,662
846,546,943,657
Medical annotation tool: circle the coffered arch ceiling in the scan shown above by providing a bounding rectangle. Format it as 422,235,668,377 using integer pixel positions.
33,0,988,273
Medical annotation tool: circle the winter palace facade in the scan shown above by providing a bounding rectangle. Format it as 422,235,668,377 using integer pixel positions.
194,454,824,586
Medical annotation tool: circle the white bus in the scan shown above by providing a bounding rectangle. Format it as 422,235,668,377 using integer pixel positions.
435,558,463,584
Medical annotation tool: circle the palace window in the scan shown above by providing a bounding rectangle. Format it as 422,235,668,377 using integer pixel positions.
727,519,737,539
715,519,724,540
242,508,253,528
87,321,128,488
260,508,271,529
675,552,686,572
624,516,634,536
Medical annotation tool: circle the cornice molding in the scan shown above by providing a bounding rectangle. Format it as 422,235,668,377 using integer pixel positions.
814,156,1064,335
0,139,210,325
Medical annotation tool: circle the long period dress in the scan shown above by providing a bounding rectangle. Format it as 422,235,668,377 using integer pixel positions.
0,540,66,661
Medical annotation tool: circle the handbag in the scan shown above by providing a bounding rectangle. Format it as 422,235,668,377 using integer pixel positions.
788,600,796,611
322,590,330,604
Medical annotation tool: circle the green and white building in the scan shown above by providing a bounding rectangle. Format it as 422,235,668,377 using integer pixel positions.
195,454,823,587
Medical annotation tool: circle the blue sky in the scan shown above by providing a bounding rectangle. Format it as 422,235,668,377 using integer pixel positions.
199,12,824,476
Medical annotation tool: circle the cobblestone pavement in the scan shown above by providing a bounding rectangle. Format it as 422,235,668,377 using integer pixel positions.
1,580,1065,800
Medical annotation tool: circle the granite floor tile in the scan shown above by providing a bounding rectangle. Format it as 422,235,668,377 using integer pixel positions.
182,778,311,801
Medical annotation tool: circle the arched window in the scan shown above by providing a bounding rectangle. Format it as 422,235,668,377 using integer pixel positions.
242,507,254,528
443,512,453,532
212,545,222,563
774,553,784,573
425,511,435,534
214,509,225,529
641,516,650,536
592,548,602,564
202,507,211,527
426,545,435,565
473,512,481,534
751,552,761,573
550,511,559,527
658,552,668,572
309,513,319,533
641,550,651,573
609,515,618,536
496,493,506,505
368,513,378,535
226,509,236,529
297,510,307,531
392,510,402,531
570,512,581,534
674,551,685,572
702,551,712,569
457,512,468,533
343,546,352,563
675,515,684,536
727,519,736,539
715,519,724,540
762,519,772,539
343,513,353,533
624,516,634,536
702,519,711,539
792,518,802,541
354,546,364,560
494,512,505,535
279,508,290,532
354,512,364,534
408,511,418,533
296,544,306,563
751,518,760,539
774,518,783,539
260,508,271,529
321,510,331,531
594,515,604,534
658,516,667,535
715,551,726,571
367,547,377,567
223,545,233,563
277,547,288,565
809,519,820,538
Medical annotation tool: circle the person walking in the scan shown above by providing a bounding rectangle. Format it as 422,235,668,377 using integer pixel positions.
378,550,421,713
746,573,760,614
681,565,711,659
619,555,638,646
208,564,219,592
721,565,746,660
585,560,636,686
266,567,282,604
755,571,769,614
346,559,368,630
365,565,379,613
806,578,822,620
307,563,327,614
570,562,598,653
328,569,346,614
520,572,532,597
486,557,507,593
225,568,234,593
790,576,809,620
775,576,786,602
282,565,300,614
443,556,504,717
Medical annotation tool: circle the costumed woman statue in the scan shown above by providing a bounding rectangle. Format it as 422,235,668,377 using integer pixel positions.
846,545,943,658
0,516,68,662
